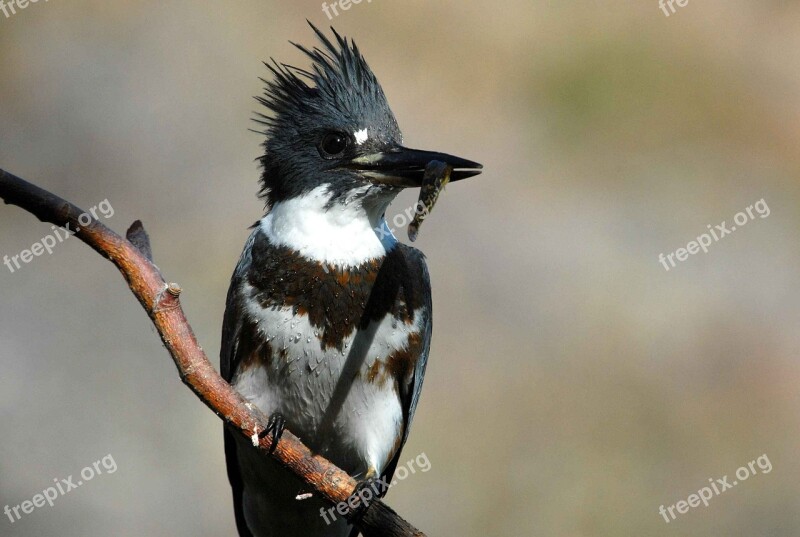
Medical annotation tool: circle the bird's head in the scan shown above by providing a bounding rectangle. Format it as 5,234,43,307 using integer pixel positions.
254,24,482,218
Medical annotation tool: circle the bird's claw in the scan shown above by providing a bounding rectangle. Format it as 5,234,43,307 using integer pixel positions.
258,412,286,454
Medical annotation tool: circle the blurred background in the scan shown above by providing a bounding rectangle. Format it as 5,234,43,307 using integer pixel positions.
1,1,799,535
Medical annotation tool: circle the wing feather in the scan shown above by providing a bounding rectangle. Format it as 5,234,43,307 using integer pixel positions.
380,246,432,486
221,231,257,537
350,246,432,537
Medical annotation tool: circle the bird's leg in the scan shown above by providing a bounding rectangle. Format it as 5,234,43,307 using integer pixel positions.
344,467,390,522
257,412,286,454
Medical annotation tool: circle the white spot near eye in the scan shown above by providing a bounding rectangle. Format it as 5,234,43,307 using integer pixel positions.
354,128,368,145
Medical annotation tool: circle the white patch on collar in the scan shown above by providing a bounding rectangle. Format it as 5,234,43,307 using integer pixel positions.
260,185,397,267
354,128,368,145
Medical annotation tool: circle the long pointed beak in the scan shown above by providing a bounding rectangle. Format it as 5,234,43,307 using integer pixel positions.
348,147,483,187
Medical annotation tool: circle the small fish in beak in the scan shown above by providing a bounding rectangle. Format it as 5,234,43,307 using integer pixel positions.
408,160,453,242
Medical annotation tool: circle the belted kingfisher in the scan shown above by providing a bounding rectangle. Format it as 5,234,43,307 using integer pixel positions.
221,24,482,537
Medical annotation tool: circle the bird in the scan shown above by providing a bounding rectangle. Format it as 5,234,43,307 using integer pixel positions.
220,23,482,537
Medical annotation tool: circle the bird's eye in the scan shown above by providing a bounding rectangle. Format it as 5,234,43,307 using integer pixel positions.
319,132,350,158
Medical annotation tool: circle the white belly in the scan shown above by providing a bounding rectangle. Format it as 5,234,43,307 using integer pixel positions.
233,293,422,473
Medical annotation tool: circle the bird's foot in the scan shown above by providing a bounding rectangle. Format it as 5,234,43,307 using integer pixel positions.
257,412,286,454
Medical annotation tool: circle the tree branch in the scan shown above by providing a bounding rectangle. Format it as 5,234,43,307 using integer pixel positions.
0,168,426,537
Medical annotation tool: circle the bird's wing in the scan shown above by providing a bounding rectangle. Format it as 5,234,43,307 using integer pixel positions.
348,246,432,537
221,231,256,537
380,245,433,487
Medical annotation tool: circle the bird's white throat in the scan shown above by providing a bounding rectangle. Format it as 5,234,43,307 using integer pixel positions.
260,184,398,266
